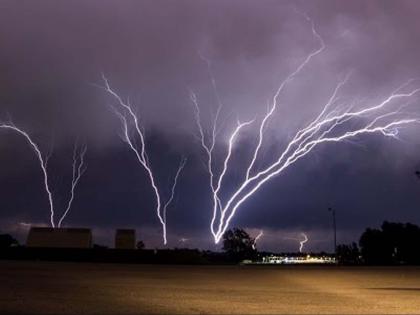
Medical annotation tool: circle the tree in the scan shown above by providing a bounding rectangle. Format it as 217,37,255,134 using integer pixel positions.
0,234,19,248
359,221,420,265
336,242,361,265
381,221,420,264
222,228,256,262
359,227,391,264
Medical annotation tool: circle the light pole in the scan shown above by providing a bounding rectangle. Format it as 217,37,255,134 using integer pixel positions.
328,207,337,255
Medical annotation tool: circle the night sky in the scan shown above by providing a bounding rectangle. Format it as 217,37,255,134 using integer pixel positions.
1,0,420,252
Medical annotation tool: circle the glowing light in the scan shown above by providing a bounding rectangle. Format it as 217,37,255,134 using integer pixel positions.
18,222,32,227
192,16,420,244
101,75,187,245
0,122,87,227
179,237,189,243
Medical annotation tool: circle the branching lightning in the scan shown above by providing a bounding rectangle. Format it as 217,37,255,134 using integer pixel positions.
0,122,87,227
101,75,187,244
57,142,88,227
192,15,420,244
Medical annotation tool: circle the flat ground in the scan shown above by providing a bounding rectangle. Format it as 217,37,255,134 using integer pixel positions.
1,261,420,314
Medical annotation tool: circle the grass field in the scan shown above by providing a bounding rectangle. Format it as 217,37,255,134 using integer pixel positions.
1,260,420,314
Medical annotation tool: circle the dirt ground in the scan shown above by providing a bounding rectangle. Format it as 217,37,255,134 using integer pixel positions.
1,260,420,314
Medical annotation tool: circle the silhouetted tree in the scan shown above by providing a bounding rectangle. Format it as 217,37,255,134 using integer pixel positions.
222,228,256,262
359,221,420,265
382,221,420,264
136,240,145,250
359,227,390,264
336,242,361,265
0,234,18,248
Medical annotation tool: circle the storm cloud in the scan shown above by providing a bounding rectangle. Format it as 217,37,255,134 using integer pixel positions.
1,0,420,250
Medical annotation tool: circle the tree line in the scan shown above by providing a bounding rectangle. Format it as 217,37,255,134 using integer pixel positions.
338,221,420,265
2,221,420,265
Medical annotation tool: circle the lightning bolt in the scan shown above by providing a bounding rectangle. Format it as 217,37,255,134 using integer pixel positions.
100,75,186,245
252,230,264,250
192,15,420,244
0,122,87,227
192,91,254,240
57,142,88,227
284,232,309,252
163,157,188,224
299,233,308,253
0,122,55,227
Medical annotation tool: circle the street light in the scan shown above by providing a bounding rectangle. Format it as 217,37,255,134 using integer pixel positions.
328,207,337,255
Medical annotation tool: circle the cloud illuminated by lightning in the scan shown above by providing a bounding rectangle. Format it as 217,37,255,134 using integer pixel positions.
101,75,187,245
191,15,420,244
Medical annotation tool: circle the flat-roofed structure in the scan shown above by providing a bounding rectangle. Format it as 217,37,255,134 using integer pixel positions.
115,229,136,249
26,227,92,248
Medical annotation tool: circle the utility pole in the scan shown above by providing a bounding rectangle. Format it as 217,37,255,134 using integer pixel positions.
328,207,337,255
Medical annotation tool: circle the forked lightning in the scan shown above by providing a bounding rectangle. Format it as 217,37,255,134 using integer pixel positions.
0,122,87,227
101,76,187,244
192,15,420,244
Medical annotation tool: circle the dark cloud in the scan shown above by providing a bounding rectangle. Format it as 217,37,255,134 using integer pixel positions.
1,0,420,250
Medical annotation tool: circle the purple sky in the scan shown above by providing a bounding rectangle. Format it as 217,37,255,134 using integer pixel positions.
1,0,420,251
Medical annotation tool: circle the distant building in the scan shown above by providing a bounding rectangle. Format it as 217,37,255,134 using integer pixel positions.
115,229,136,249
26,227,92,248
260,254,336,265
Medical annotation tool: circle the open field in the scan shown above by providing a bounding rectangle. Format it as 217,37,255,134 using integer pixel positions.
1,261,420,314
